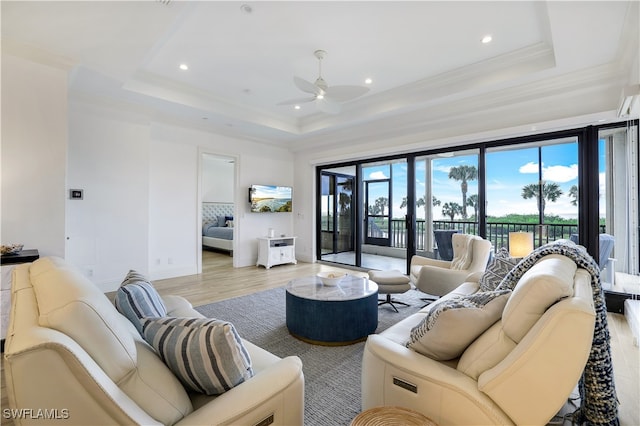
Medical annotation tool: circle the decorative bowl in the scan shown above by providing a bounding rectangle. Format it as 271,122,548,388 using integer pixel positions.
1,244,24,255
317,272,347,286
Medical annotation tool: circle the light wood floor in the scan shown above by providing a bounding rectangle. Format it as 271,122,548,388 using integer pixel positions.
1,251,638,425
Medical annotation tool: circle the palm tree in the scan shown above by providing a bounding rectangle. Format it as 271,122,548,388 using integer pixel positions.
448,165,478,219
569,184,578,206
521,181,563,216
432,196,441,207
467,194,479,219
442,202,462,221
370,197,388,215
400,196,426,209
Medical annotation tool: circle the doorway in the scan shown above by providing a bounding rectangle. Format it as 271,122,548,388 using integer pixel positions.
200,153,236,272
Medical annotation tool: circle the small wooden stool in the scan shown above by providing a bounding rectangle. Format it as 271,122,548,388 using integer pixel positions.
351,406,437,426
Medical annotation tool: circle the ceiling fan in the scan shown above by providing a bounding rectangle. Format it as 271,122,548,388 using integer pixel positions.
278,50,370,114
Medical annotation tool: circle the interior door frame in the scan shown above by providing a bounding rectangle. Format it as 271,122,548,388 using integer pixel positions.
197,149,239,273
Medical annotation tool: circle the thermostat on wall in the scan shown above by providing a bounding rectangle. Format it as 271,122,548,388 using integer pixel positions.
69,189,83,200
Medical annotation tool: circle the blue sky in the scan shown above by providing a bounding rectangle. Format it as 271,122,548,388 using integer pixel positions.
364,139,606,220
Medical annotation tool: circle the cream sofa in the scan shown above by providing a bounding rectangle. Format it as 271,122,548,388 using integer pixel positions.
362,253,596,425
4,257,304,425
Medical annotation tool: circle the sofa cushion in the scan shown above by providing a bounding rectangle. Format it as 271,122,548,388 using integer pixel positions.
407,290,511,360
479,247,519,292
501,254,576,343
114,281,167,334
142,317,254,395
29,257,193,425
457,321,517,380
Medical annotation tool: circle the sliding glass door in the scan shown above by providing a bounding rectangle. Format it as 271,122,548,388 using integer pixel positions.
485,138,579,252
598,123,639,281
361,159,410,272
320,169,356,265
315,119,638,279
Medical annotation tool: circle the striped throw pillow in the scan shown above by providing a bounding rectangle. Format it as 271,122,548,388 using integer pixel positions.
141,317,254,395
121,269,153,287
114,281,167,334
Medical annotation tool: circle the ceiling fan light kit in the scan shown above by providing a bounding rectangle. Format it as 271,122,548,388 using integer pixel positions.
278,49,370,114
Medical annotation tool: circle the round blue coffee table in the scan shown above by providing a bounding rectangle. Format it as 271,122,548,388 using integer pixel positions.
286,275,378,345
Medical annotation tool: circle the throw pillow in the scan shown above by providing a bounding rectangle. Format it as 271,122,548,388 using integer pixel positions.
141,317,254,395
478,247,519,292
114,281,167,334
407,290,511,360
121,269,154,287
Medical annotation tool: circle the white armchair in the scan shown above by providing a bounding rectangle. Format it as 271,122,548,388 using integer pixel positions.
411,234,492,299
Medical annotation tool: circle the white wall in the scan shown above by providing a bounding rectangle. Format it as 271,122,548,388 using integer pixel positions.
1,54,67,258
148,136,198,279
66,104,151,286
202,155,234,203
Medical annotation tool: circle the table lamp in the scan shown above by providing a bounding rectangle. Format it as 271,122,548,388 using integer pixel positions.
509,231,534,258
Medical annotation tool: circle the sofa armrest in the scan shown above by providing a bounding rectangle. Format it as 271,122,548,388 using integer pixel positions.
465,270,484,283
362,334,513,425
478,294,595,425
415,266,473,297
175,356,304,426
4,327,162,426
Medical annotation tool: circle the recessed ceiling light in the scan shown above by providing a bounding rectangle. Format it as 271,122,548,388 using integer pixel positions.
179,63,189,71
294,105,301,110
365,78,373,85
317,94,324,100
240,4,252,14
481,35,493,44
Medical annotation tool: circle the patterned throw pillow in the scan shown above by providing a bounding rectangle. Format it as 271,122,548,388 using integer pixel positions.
407,290,511,360
114,281,167,334
141,317,254,395
478,247,519,292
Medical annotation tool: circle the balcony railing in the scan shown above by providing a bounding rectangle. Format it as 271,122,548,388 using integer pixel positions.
388,219,604,252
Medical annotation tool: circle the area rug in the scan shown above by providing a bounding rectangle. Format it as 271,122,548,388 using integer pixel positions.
195,286,424,426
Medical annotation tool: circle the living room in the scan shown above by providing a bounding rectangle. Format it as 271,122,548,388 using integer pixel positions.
2,1,639,425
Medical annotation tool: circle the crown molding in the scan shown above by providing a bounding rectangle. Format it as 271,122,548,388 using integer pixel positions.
1,38,76,70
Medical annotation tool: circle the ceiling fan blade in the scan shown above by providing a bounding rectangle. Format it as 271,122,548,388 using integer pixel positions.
316,97,341,114
293,76,320,95
278,96,316,106
324,85,370,102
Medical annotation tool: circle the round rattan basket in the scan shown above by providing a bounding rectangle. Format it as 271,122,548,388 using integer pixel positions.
350,406,437,426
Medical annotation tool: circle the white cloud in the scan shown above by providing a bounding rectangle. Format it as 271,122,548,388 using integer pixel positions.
368,171,388,180
433,165,452,174
543,164,578,183
519,162,539,174
518,162,578,183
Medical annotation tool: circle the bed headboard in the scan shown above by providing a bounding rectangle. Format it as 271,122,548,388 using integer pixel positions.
203,202,234,224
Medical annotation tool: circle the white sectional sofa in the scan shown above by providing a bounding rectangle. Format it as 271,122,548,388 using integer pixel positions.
4,257,304,425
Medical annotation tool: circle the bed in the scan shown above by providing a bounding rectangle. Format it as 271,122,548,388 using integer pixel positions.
202,202,234,255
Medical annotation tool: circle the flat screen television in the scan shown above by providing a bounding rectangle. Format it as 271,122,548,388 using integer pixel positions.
249,184,292,213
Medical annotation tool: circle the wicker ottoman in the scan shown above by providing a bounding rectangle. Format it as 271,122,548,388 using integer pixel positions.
351,406,437,426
